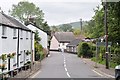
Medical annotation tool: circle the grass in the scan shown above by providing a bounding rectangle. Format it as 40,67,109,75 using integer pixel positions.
91,57,118,68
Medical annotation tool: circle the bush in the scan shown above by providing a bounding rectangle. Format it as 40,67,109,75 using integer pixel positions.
78,42,93,58
113,47,120,65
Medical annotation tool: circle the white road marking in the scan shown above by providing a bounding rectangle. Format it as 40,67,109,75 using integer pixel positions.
64,64,66,67
93,69,115,78
62,54,71,78
31,70,41,78
67,72,71,78
92,69,103,77
64,61,66,64
65,67,68,71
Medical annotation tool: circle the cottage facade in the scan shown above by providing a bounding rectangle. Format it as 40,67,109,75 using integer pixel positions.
66,39,81,53
50,32,75,51
0,12,34,76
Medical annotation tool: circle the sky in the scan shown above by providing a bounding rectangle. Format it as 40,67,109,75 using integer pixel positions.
0,0,102,26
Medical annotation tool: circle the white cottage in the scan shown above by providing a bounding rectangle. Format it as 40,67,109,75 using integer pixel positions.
0,12,34,76
50,32,75,51
26,24,48,49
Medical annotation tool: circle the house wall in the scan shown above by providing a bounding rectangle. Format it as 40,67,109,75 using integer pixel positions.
66,46,77,53
0,25,34,74
0,25,18,73
26,25,48,49
19,30,31,68
50,36,59,50
59,43,69,50
0,25,2,55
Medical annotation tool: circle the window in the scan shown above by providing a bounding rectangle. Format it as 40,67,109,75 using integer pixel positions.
20,30,23,39
2,26,7,36
13,29,16,36
62,43,65,46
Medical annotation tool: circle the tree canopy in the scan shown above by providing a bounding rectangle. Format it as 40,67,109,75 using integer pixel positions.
59,24,73,32
83,2,120,45
9,1,51,35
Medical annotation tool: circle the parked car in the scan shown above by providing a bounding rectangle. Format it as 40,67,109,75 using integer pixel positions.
115,65,120,80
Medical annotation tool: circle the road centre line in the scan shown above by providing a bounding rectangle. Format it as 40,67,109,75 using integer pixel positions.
67,72,71,78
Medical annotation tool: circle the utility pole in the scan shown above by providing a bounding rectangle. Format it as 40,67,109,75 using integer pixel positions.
104,0,109,69
80,18,82,34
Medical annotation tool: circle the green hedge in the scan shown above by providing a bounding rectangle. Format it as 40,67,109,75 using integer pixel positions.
77,42,93,58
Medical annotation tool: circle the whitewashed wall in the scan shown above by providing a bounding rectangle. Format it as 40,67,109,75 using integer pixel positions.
26,25,48,49
19,30,31,68
50,36,59,50
0,25,2,55
59,43,69,50
0,26,18,73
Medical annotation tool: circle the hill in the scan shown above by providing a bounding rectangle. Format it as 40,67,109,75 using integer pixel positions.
58,21,88,29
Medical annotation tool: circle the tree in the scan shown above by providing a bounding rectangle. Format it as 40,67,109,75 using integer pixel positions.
59,24,73,32
73,28,81,36
78,42,93,58
9,1,44,28
41,21,51,35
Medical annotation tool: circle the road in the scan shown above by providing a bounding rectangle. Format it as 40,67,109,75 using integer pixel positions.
32,51,110,78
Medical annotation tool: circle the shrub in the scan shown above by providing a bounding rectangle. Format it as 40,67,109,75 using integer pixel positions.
78,42,93,58
113,47,120,65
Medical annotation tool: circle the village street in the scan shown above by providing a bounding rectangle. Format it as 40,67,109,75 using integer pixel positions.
31,51,113,78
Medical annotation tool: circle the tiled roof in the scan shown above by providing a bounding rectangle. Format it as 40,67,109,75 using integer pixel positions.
54,32,75,43
67,39,81,47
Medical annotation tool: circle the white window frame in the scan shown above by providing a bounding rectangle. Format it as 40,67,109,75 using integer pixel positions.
13,29,16,37
2,26,7,36
20,30,23,38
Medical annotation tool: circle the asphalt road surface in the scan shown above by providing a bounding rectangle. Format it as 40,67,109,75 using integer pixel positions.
32,51,113,79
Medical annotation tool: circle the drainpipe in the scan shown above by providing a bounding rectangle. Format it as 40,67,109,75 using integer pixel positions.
30,30,33,72
17,29,19,69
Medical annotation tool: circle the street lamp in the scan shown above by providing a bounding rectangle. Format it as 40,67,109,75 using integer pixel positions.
104,0,109,69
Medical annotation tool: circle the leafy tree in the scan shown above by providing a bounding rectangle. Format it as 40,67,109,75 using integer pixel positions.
9,1,44,28
73,28,81,36
59,24,73,32
51,26,60,32
78,42,93,58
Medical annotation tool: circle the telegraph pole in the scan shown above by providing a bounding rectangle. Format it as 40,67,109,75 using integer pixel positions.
104,0,109,69
80,18,82,34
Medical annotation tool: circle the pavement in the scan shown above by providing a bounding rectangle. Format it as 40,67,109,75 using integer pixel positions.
13,61,41,78
31,51,115,78
82,58,115,78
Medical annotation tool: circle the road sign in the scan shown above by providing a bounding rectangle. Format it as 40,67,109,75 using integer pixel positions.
96,42,112,46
